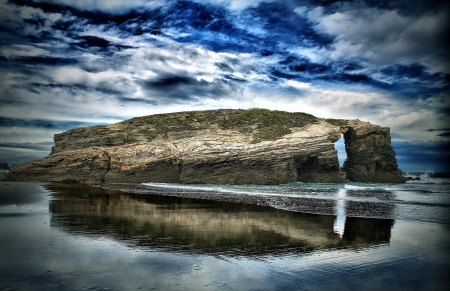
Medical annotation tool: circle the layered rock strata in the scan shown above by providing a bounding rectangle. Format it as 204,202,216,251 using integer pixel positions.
342,120,405,183
4,109,406,184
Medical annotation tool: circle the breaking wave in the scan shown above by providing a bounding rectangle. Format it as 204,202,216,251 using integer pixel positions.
404,171,450,185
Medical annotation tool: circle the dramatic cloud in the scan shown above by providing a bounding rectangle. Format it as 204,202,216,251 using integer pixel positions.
194,0,277,10
19,0,166,14
304,5,450,72
0,0,449,171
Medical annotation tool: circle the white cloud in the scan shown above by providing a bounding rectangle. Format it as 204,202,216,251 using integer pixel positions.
40,0,166,14
294,6,306,16
283,80,315,92
127,43,263,83
384,110,432,129
46,67,131,87
193,0,275,10
305,5,450,73
0,0,65,39
0,44,49,58
288,46,330,64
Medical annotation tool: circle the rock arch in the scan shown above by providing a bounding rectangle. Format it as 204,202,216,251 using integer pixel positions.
2,111,406,184
339,120,405,183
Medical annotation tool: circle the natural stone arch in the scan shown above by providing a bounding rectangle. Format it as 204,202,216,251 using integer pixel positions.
2,110,406,184
339,120,405,183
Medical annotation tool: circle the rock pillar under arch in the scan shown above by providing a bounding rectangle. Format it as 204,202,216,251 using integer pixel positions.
341,120,406,183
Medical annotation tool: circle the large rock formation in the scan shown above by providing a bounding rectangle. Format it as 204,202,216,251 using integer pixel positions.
4,109,406,184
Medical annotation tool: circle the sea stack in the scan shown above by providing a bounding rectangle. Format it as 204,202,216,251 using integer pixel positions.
3,109,406,184
0,161,9,171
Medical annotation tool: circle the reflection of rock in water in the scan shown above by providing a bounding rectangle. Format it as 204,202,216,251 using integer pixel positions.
345,200,396,218
46,184,394,257
343,217,394,247
342,189,397,221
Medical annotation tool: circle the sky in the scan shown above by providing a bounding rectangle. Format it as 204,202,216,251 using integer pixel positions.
0,0,449,172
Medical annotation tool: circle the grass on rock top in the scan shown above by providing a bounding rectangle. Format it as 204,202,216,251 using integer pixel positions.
145,108,345,143
325,118,349,126
217,109,317,143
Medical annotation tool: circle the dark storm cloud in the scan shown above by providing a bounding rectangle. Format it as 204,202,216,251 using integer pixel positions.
0,24,15,34
24,82,125,97
74,36,133,53
0,98,23,106
270,54,399,90
424,128,450,132
27,88,40,94
381,64,428,79
321,73,372,84
146,75,194,88
346,0,449,15
140,74,242,101
117,97,157,105
423,128,450,138
77,35,110,49
215,62,234,72
278,55,331,74
14,56,78,66
7,0,163,17
305,1,449,73
0,141,54,151
249,1,332,46
377,65,450,93
0,117,97,130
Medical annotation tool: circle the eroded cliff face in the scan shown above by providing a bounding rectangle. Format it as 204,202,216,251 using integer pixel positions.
4,109,406,184
342,120,405,183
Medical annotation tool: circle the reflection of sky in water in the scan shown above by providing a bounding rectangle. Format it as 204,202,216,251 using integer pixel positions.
334,189,347,237
0,182,449,290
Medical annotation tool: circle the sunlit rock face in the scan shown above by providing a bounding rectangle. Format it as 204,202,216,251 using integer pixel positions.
5,109,405,184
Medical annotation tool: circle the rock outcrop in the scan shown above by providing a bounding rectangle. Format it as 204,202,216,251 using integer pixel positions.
342,120,405,183
4,109,406,184
0,161,9,171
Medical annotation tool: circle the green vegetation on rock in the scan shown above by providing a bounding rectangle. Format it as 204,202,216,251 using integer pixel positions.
218,108,317,143
325,118,349,126
146,115,199,136
145,108,318,143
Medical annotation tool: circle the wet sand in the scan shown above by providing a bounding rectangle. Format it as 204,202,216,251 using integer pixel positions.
1,182,449,290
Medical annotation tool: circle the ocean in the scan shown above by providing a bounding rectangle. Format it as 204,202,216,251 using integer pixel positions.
0,173,449,290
